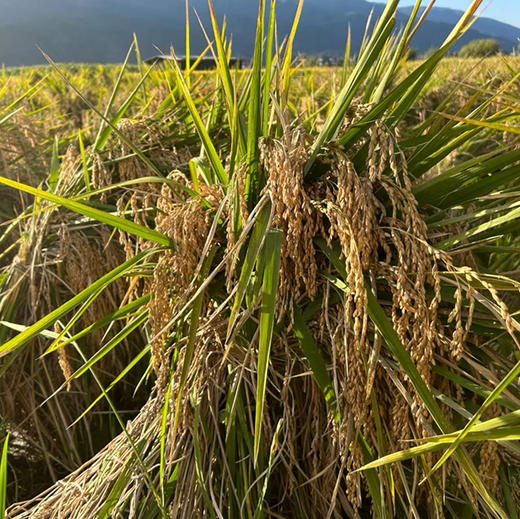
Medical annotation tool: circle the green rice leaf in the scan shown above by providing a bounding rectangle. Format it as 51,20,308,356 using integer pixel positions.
425,359,520,479
0,250,155,357
169,55,229,185
263,0,277,137
245,0,266,205
71,345,151,427
254,229,283,467
358,425,520,472
0,434,8,518
0,176,173,247
228,201,272,337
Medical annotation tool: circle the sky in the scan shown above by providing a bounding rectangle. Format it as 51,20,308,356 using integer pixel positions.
396,1,520,28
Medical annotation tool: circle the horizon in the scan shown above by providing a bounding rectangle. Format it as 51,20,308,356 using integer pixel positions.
1,0,519,66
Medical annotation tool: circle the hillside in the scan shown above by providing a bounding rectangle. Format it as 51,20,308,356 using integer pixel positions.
0,0,518,65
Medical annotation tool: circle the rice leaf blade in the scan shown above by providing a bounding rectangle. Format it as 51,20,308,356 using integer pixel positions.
0,176,172,247
228,201,272,336
0,250,154,357
254,229,283,467
0,434,8,518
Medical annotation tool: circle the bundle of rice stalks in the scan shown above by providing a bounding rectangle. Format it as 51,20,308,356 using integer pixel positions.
2,1,520,518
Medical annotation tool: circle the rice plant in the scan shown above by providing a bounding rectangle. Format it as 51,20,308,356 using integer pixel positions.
1,0,520,517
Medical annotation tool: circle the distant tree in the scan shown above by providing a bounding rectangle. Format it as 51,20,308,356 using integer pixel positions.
423,48,438,59
458,39,501,58
407,48,418,61
296,54,315,67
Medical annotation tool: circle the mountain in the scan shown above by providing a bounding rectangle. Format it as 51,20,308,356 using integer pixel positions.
0,0,518,67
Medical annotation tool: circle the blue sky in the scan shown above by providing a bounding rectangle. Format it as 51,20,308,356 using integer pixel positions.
396,1,520,28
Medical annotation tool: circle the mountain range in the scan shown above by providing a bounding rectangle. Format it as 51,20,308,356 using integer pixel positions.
0,0,518,66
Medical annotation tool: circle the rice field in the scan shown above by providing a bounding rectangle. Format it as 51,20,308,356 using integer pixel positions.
1,1,520,517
